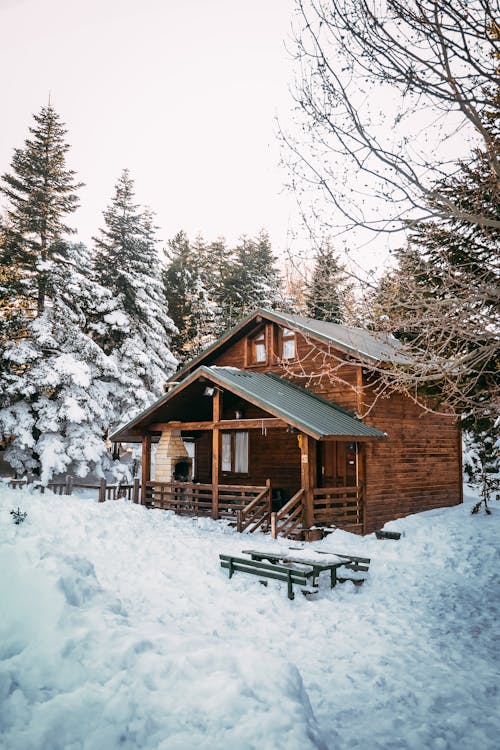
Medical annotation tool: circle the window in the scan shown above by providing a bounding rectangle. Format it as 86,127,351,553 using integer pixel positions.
221,431,249,473
250,330,266,364
282,327,296,360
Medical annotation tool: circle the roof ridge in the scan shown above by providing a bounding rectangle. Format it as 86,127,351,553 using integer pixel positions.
260,308,363,334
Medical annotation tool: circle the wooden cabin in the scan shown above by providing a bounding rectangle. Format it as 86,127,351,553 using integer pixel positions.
110,309,462,537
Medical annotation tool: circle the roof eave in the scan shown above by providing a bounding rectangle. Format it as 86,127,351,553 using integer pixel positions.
110,364,386,443
109,367,206,442
175,307,401,382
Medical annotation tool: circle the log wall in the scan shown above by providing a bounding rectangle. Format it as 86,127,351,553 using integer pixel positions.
197,321,463,532
212,326,360,413
193,428,301,500
361,390,462,532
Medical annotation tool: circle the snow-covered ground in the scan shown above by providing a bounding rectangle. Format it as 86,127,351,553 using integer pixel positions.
1,485,498,750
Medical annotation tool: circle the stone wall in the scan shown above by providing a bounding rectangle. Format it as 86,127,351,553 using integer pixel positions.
154,431,190,482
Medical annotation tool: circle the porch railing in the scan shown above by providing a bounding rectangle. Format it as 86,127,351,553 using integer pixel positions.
270,488,304,539
145,480,269,521
312,485,363,529
236,480,272,533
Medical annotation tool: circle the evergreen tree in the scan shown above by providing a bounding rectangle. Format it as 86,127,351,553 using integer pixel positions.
0,105,118,481
305,241,350,323
400,138,499,416
250,230,283,310
0,239,119,482
201,236,236,336
214,231,282,331
366,136,499,512
0,105,83,317
93,170,177,422
191,233,217,347
367,247,432,336
465,414,499,515
163,231,214,363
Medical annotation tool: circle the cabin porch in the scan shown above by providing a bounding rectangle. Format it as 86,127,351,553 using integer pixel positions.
111,365,385,538
143,478,364,538
140,423,365,537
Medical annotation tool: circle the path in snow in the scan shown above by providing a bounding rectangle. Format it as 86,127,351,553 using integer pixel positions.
0,484,498,750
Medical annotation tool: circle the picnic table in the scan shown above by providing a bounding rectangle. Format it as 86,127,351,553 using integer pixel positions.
220,547,371,599
241,547,348,588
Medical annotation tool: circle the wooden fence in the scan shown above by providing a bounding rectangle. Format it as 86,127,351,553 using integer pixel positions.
8,475,140,503
7,476,364,535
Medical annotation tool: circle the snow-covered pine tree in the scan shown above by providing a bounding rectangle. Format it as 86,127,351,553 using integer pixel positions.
92,170,177,423
190,233,217,349
465,413,499,515
213,231,282,332
0,105,118,482
0,104,82,317
0,241,121,482
251,229,283,309
366,247,432,336
305,241,350,323
163,231,214,363
201,236,236,336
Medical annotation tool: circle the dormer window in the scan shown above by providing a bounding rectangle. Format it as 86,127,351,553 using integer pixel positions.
249,330,266,364
282,327,296,360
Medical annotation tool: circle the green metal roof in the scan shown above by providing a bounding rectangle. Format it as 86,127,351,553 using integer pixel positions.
264,310,409,365
175,308,408,381
207,367,385,440
110,365,386,442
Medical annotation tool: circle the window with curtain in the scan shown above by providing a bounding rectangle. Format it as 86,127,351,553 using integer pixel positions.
221,433,232,471
249,330,266,363
221,431,249,473
282,327,296,360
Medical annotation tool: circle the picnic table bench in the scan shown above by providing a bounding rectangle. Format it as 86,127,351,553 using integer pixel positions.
219,548,370,600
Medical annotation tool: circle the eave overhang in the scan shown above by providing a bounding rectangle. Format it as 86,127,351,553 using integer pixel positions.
173,307,408,383
110,366,386,443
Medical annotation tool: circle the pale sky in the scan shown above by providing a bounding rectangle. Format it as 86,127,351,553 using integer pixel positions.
1,0,302,259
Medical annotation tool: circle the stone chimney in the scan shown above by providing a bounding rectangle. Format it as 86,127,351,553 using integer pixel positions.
155,430,190,483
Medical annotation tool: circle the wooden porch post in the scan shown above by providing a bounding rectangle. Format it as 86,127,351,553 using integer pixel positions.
212,389,222,519
358,442,367,533
141,433,151,505
300,434,317,529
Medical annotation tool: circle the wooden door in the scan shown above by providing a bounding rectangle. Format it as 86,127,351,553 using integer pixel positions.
319,442,357,487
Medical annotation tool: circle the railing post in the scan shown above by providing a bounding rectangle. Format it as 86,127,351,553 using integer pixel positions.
98,478,107,503
271,512,277,539
300,435,317,528
65,475,73,496
236,509,242,533
141,434,152,505
266,478,271,507
133,478,140,504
